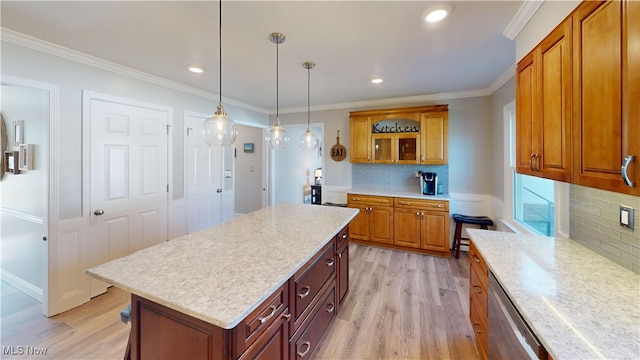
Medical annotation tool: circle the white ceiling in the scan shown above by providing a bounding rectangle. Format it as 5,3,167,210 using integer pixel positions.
1,1,522,113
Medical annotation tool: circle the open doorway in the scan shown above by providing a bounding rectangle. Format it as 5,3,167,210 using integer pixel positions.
1,76,55,316
234,124,268,215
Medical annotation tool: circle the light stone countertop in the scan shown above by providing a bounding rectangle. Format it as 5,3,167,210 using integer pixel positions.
86,203,359,329
468,229,640,360
347,185,452,201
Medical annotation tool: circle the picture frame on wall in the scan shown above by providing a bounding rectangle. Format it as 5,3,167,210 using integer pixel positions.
13,120,24,146
243,143,254,153
19,144,34,171
4,150,20,174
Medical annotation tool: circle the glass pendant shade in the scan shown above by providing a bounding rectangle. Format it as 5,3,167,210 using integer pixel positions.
299,128,319,151
203,104,237,147
266,118,290,150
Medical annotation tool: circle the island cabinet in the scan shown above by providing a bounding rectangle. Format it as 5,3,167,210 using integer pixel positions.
393,198,450,256
126,227,349,360
348,193,450,257
468,240,489,360
347,194,394,245
349,105,448,165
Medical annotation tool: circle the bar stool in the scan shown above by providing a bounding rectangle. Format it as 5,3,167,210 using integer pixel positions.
452,214,494,259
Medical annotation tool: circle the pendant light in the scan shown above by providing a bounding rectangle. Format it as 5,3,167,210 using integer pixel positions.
299,62,319,151
266,32,290,150
202,1,237,147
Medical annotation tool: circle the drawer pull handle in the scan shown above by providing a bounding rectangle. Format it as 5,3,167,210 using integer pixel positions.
298,341,311,357
473,286,482,294
282,313,291,322
298,286,311,299
259,305,277,324
342,233,348,239
338,253,342,258
473,323,483,334
432,204,443,208
326,303,335,313
473,255,480,263
326,258,335,267
622,155,635,187
352,197,360,201
400,201,411,205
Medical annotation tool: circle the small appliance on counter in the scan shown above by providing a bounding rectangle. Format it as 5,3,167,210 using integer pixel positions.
421,171,438,195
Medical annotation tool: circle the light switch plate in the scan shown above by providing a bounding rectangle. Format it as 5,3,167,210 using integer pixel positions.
620,205,634,230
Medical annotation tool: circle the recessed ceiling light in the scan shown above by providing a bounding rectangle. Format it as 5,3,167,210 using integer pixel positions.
371,77,384,84
187,64,205,73
422,4,452,23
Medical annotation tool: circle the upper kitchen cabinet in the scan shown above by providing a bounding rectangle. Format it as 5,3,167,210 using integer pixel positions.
516,17,572,182
572,0,639,195
349,105,448,164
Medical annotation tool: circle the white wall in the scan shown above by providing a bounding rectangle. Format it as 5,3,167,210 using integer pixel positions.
1,40,268,220
234,124,265,214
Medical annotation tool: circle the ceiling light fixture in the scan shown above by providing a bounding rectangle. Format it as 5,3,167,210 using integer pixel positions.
299,61,319,151
202,0,237,147
187,65,205,73
422,3,452,23
266,32,290,150
371,77,384,84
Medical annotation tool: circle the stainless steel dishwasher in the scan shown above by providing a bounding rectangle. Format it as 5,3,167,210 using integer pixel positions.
487,271,548,359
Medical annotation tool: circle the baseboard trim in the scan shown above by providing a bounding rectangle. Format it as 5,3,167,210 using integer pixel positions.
1,269,43,302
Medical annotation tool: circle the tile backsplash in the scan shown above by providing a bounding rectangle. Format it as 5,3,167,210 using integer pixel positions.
570,184,640,274
352,164,449,193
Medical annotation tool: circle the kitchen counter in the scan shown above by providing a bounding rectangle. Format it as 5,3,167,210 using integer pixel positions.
468,229,640,359
86,203,359,329
348,185,451,201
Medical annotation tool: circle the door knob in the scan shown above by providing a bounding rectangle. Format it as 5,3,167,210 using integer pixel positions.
94,209,105,216
216,188,222,193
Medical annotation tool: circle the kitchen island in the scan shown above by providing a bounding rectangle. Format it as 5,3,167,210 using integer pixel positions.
87,203,358,360
468,229,640,359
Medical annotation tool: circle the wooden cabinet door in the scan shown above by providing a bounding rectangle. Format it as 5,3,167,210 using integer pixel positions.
350,117,371,163
572,0,629,192
396,133,420,164
372,134,394,163
538,18,573,182
421,211,447,252
624,0,640,195
348,204,369,241
369,206,394,244
393,208,421,248
516,51,537,176
421,112,448,164
336,243,349,307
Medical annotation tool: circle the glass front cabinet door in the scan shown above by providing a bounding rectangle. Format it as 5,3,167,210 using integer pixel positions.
371,116,420,164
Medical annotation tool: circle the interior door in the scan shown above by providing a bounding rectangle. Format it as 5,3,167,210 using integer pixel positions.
89,97,169,297
184,112,233,233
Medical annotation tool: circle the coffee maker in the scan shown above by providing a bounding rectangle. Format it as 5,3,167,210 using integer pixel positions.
421,172,438,195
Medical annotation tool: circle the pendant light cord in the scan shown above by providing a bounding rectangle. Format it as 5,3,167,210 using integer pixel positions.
219,0,222,104
307,65,310,128
276,40,279,119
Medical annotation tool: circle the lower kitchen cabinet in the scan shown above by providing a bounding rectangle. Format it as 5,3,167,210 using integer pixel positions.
348,194,450,257
469,240,489,360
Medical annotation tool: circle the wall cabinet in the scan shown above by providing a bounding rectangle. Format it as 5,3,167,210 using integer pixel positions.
572,0,639,195
516,17,572,182
349,105,448,165
348,194,450,257
516,0,639,195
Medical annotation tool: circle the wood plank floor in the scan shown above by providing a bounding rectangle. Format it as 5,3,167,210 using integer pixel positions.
1,244,478,359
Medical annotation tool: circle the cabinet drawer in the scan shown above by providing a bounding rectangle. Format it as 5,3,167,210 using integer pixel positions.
336,225,349,249
292,242,335,326
347,194,392,206
469,264,488,314
233,282,288,356
469,241,488,279
290,287,337,360
470,295,488,360
394,197,449,211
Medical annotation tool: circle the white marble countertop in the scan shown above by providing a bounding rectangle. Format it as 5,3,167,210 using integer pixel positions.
468,229,640,360
347,186,451,201
86,203,359,329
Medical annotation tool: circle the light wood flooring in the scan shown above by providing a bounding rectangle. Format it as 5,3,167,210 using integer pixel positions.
1,244,478,359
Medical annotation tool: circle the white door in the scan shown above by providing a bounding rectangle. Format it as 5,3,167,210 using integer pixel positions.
184,111,234,233
89,97,169,297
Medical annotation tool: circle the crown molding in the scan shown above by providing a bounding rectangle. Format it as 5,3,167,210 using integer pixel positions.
3,28,515,116
503,0,544,40
1,28,269,114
